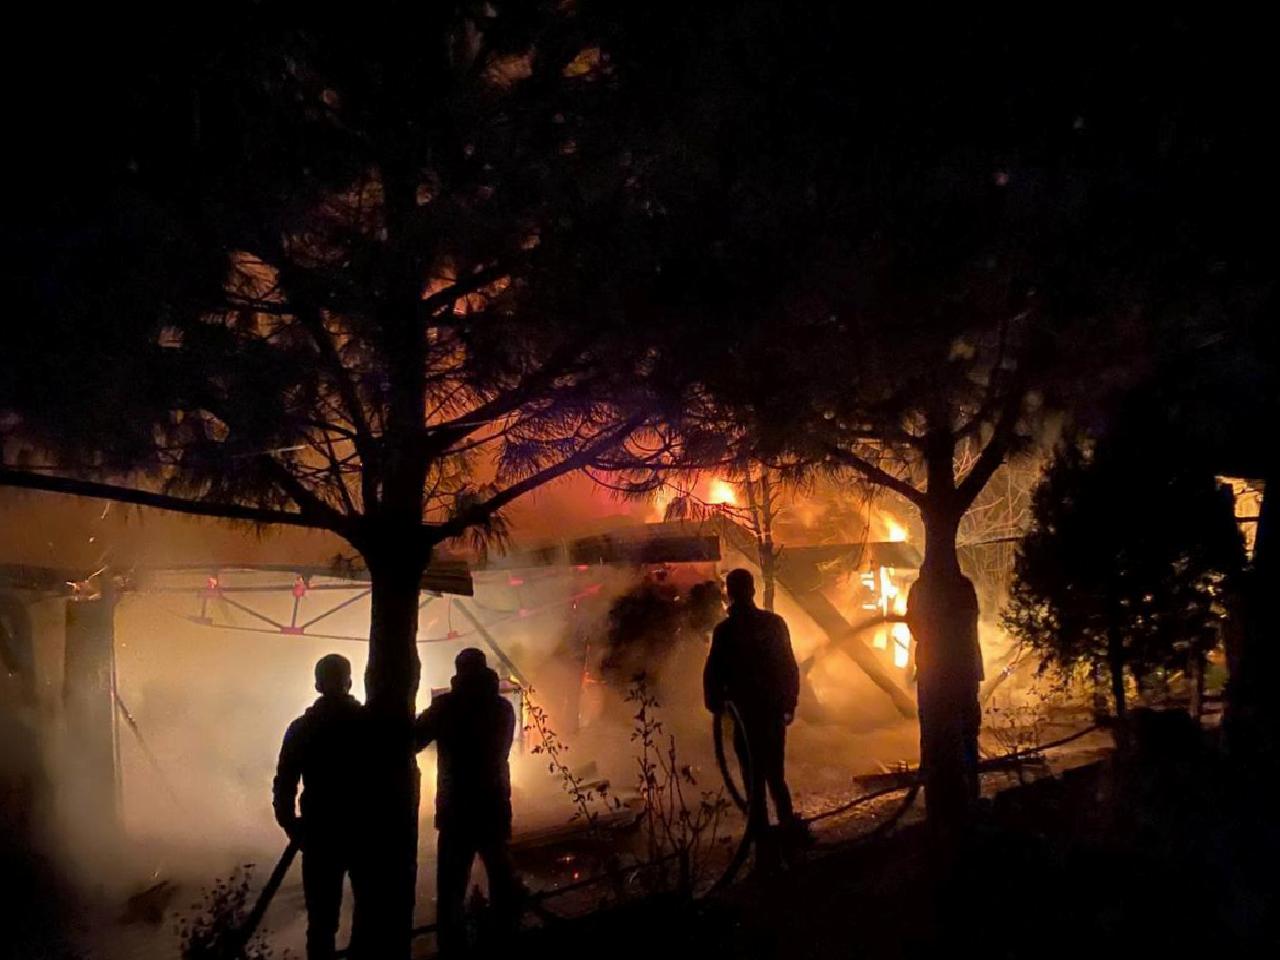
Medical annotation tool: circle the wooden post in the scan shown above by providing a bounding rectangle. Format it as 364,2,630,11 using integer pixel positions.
63,586,120,824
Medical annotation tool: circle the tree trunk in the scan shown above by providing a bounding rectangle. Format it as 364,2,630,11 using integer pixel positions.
1108,634,1129,752
760,472,777,613
1109,652,1126,722
759,539,776,613
357,543,427,959
744,471,778,612
1190,652,1204,721
909,499,980,833
358,192,432,956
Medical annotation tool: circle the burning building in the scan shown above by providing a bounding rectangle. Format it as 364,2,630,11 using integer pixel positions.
1,474,1025,957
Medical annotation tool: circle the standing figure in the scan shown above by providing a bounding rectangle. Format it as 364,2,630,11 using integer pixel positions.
415,648,518,955
273,654,368,960
703,568,806,851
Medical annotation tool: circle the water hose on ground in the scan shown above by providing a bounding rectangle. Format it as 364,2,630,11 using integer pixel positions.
800,723,1101,833
519,722,1102,914
302,721,1102,955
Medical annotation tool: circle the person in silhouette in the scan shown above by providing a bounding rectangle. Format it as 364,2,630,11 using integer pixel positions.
273,653,368,960
415,648,518,955
703,568,807,851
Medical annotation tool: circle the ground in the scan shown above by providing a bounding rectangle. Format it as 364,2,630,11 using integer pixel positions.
53,711,1277,959
521,722,1280,959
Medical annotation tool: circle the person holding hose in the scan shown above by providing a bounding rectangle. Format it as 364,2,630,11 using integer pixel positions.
273,653,369,960
415,647,519,955
703,569,809,860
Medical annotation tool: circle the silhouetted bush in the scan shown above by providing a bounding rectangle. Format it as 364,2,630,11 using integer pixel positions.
175,865,287,960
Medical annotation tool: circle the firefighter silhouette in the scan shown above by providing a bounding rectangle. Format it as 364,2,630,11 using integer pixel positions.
704,569,808,851
273,654,369,960
415,648,518,955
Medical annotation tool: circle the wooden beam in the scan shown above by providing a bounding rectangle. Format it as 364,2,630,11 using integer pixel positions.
715,517,918,719
452,598,530,687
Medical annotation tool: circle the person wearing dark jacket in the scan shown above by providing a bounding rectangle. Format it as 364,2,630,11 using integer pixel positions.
703,569,805,848
273,654,368,960
415,648,518,955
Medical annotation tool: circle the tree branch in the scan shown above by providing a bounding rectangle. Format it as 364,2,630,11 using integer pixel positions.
424,339,596,455
955,386,1026,509
0,467,337,530
418,263,509,320
824,445,925,506
250,240,382,512
321,433,359,516
288,301,381,508
256,455,354,532
426,415,646,543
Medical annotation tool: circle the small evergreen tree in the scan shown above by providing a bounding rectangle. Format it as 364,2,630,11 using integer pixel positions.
1004,427,1244,726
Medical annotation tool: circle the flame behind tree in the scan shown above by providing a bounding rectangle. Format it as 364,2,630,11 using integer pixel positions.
652,464,785,611
882,516,908,544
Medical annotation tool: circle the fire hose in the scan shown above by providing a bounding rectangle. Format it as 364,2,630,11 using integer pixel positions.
712,702,750,814
510,720,1100,929
709,700,757,892
237,842,677,955
711,700,919,830
709,708,1103,888
237,721,1102,954
229,841,299,956
706,700,922,893
233,704,852,952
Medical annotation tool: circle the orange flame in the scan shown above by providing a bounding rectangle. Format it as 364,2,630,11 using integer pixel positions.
708,479,737,506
